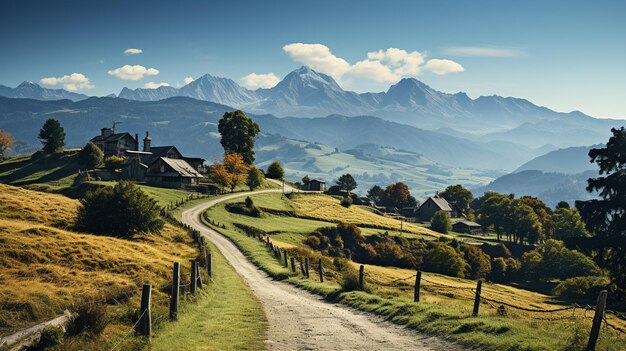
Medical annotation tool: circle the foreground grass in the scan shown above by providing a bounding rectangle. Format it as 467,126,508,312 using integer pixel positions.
201,191,626,351
152,240,267,351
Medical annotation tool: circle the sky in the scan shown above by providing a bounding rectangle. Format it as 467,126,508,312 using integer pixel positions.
1,0,625,119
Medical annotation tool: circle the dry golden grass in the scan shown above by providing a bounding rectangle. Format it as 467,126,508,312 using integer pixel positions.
0,184,197,337
290,194,444,238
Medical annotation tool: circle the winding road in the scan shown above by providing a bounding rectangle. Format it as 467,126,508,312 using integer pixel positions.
182,186,462,350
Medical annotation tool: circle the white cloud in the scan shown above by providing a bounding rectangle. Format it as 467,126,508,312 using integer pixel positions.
143,82,171,89
39,73,94,91
443,46,524,57
183,76,194,85
108,65,159,80
283,43,352,79
425,59,465,75
367,48,425,76
350,60,399,83
124,48,143,55
240,73,280,89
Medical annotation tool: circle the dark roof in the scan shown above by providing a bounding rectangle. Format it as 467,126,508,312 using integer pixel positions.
151,157,203,178
90,132,136,143
420,197,452,211
453,220,481,228
309,179,325,184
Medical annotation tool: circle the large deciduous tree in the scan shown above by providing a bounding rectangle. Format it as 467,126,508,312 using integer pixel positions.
577,127,626,294
218,110,260,165
366,185,384,204
266,161,284,179
439,184,473,215
549,207,589,240
379,182,416,209
223,152,249,191
336,173,357,194
38,118,65,153
0,129,14,157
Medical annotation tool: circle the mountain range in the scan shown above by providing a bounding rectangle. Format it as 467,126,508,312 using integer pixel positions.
0,81,88,101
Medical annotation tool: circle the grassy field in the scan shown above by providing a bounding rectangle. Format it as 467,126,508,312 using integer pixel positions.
0,151,79,193
201,191,626,351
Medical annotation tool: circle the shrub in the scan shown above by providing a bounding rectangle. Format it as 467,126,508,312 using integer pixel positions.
34,326,64,350
246,167,264,190
553,276,610,299
266,161,284,179
305,235,321,249
340,196,353,208
521,239,602,281
104,155,125,170
77,181,164,237
461,244,492,279
431,210,451,234
69,298,109,336
225,200,264,218
78,142,104,168
335,258,362,291
490,257,507,282
423,242,468,277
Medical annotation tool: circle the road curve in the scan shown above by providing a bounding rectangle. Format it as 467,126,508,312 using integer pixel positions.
182,188,462,351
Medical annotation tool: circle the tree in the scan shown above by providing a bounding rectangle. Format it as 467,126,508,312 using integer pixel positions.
439,184,473,215
336,173,357,194
218,110,260,165
77,181,164,237
38,119,65,153
577,127,626,293
550,207,589,240
556,201,570,209
477,192,515,241
461,244,492,279
367,185,384,204
78,142,104,168
246,167,264,190
0,129,14,157
431,210,451,234
301,175,310,186
223,152,249,191
423,243,468,277
380,182,413,209
266,161,284,179
208,163,232,191
520,239,601,281
513,202,543,244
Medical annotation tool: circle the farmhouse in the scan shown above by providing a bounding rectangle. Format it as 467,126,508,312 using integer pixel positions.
90,128,138,157
304,179,326,191
418,196,460,221
145,157,203,188
452,220,482,234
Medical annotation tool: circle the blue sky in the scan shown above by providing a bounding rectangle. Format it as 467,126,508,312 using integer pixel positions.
1,0,625,118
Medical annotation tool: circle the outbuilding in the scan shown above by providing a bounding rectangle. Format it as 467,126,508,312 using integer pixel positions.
452,220,482,234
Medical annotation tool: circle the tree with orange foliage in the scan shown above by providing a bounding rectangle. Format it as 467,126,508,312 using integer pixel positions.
223,152,250,191
0,129,14,157
208,163,232,192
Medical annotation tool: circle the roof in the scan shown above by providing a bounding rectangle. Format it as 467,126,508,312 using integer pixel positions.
423,197,452,211
149,146,179,155
453,220,481,227
90,132,136,143
309,179,326,184
157,157,203,178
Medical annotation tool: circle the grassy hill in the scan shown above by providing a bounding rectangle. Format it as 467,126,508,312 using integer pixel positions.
201,191,626,351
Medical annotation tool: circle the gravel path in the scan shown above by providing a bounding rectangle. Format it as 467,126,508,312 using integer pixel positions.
182,188,464,351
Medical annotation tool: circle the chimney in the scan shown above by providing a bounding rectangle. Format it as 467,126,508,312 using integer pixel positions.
135,133,139,151
101,128,113,138
143,131,151,152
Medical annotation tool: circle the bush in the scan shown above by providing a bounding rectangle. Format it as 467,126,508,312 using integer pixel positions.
461,244,492,279
553,276,610,299
104,155,125,170
423,242,468,277
78,142,104,168
335,258,362,291
490,257,507,282
225,199,264,218
266,161,284,179
33,326,64,350
521,239,602,281
305,235,321,249
77,181,164,237
69,298,109,336
340,196,353,208
431,210,451,234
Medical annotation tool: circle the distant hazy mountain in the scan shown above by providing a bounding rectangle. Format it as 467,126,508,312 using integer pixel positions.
0,81,88,101
0,96,540,171
474,170,598,208
514,145,600,174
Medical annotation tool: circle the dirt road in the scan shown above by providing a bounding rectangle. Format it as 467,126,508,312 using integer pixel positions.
182,188,462,351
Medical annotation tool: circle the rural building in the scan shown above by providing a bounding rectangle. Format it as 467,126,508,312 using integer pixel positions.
400,206,419,218
90,128,139,157
145,157,203,188
304,179,326,191
452,220,482,234
418,197,460,221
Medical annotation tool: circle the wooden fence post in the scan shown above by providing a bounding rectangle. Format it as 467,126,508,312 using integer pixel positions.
300,261,306,276
359,265,365,289
414,271,422,303
206,251,212,278
283,251,288,267
305,257,310,278
195,261,203,289
290,257,296,272
472,280,482,317
190,260,197,294
139,284,152,336
586,290,608,351
319,258,324,283
170,263,180,321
